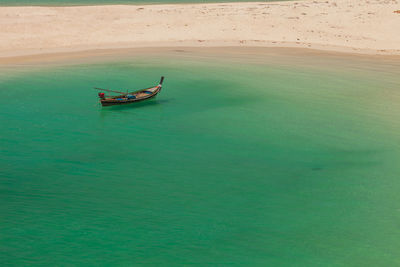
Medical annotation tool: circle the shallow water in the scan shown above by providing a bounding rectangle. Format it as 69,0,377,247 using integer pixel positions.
0,0,286,6
1,49,400,265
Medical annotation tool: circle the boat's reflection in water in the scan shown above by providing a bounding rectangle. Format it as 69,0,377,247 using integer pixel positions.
98,99,171,119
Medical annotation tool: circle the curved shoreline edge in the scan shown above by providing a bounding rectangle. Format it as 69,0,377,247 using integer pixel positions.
1,0,399,61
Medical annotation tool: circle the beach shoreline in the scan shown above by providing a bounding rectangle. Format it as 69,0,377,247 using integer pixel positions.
1,46,399,68
0,0,399,61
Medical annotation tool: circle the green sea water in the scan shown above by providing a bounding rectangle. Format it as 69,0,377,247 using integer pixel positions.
1,49,400,266
0,0,285,6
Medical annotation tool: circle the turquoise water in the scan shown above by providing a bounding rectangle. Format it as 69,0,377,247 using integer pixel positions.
0,0,285,6
1,49,400,265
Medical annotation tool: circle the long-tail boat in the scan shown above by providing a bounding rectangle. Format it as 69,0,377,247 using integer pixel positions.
95,76,164,106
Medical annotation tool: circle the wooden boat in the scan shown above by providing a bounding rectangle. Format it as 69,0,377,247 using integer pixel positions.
95,76,164,106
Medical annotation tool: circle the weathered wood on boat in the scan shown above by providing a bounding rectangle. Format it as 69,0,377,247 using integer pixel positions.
95,76,164,107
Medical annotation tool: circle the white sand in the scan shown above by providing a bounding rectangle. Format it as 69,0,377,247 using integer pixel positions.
0,0,399,58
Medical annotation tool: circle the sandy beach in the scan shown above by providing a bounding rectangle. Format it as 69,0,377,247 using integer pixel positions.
0,0,399,59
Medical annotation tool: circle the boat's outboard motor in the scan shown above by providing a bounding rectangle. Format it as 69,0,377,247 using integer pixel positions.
98,92,105,99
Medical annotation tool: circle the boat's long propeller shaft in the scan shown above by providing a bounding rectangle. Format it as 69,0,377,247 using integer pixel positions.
94,87,126,95
95,76,164,96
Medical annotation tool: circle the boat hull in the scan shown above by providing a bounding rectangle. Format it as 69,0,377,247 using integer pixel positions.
100,87,160,106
